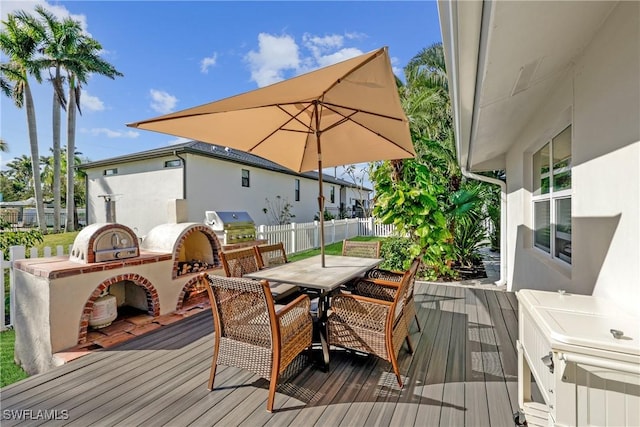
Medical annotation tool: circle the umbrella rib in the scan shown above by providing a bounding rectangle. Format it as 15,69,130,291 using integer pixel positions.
246,103,314,152
319,103,414,156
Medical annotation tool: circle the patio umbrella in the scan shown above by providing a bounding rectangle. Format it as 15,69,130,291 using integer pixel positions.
128,47,414,267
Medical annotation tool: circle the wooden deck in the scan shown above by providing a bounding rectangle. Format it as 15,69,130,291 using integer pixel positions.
1,283,520,426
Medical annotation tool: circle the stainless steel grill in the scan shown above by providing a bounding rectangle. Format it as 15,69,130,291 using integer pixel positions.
205,211,256,245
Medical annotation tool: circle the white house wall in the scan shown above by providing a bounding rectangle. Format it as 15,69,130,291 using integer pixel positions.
86,157,183,236
185,153,339,226
505,2,639,314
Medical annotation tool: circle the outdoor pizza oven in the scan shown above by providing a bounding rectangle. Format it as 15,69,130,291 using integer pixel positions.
70,223,139,264
205,211,256,245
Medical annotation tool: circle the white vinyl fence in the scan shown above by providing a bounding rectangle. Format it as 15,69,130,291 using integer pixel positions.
256,217,395,254
1,217,396,331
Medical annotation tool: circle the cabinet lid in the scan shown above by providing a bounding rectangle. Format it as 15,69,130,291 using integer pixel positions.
518,290,639,357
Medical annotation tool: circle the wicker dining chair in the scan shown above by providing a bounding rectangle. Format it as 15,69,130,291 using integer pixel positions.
253,243,301,302
327,261,416,387
359,257,422,332
201,274,313,412
254,242,288,268
341,239,381,258
219,247,261,278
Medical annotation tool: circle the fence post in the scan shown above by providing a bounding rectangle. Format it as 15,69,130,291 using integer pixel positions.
330,219,336,244
9,246,26,329
0,254,8,331
257,224,265,240
290,223,296,254
56,245,64,256
313,221,319,248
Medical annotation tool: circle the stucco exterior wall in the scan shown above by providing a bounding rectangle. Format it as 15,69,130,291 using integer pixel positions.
86,155,183,236
185,153,340,227
505,2,639,314
85,151,353,237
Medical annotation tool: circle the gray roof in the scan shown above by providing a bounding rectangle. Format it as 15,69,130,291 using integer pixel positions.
79,140,371,191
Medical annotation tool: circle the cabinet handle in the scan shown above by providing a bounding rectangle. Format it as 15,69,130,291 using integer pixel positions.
541,351,554,373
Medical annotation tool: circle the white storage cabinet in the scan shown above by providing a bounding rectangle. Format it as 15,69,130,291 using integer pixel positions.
516,289,640,426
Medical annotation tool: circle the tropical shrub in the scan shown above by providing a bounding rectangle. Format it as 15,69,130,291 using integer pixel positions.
379,236,413,271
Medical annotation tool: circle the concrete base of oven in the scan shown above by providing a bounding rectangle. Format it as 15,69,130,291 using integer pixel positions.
12,253,221,375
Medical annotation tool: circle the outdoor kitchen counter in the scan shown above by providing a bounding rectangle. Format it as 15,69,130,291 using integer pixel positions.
13,250,173,279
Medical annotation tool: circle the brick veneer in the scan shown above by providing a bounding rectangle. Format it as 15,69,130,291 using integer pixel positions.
171,225,221,279
78,273,160,344
175,275,208,311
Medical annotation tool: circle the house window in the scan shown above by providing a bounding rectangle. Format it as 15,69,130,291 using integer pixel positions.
330,186,335,203
164,159,181,168
241,169,250,187
532,125,572,264
103,168,118,176
294,179,300,201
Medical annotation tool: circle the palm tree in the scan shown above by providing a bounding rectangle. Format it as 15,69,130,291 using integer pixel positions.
63,35,122,230
0,138,7,152
0,12,47,232
26,6,84,232
5,154,34,200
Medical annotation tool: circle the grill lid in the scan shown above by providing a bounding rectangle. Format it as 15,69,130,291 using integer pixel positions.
205,211,254,230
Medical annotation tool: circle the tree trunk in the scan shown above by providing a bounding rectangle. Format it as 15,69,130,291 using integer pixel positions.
24,82,46,233
52,90,61,232
65,82,76,231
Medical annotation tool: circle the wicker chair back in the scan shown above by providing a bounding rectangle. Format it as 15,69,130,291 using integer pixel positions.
219,247,261,277
341,239,381,258
254,242,288,268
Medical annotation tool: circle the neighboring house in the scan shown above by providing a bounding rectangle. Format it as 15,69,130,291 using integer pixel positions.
439,1,639,313
79,141,371,237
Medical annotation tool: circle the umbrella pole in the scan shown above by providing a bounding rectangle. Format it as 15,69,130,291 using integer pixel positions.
315,101,326,268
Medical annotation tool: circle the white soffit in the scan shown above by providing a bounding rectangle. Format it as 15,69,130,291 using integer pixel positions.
467,1,616,171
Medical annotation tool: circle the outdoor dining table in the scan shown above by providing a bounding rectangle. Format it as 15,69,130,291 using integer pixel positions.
244,254,383,370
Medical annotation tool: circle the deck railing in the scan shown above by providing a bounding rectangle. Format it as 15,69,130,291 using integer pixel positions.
1,218,396,331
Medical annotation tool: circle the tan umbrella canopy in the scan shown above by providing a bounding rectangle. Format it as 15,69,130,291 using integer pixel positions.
128,46,414,266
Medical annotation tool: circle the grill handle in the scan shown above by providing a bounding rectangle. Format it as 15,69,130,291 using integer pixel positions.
559,352,640,376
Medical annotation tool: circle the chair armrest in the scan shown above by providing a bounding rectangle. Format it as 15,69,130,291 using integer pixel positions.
277,294,312,342
354,277,399,302
365,268,403,282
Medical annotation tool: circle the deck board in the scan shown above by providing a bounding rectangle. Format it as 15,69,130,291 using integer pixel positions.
1,284,519,427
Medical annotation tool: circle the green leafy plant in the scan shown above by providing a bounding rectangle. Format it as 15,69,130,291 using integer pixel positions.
372,155,452,280
379,236,413,271
262,195,295,225
314,208,335,221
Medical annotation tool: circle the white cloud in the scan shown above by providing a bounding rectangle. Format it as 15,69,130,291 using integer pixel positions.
80,91,104,112
149,89,178,114
168,137,190,145
245,33,300,87
200,52,218,74
2,1,89,35
82,128,139,139
244,32,366,86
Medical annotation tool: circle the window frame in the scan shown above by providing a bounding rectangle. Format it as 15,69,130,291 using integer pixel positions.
531,125,572,265
330,186,335,203
294,179,300,201
103,168,118,176
241,169,250,187
164,159,181,168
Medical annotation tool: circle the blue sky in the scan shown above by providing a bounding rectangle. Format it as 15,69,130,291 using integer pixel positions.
1,1,442,176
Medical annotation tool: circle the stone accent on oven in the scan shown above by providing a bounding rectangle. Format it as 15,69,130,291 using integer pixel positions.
79,273,160,345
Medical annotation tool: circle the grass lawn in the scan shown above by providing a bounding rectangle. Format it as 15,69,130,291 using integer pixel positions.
1,329,28,387
287,235,385,262
33,230,80,256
